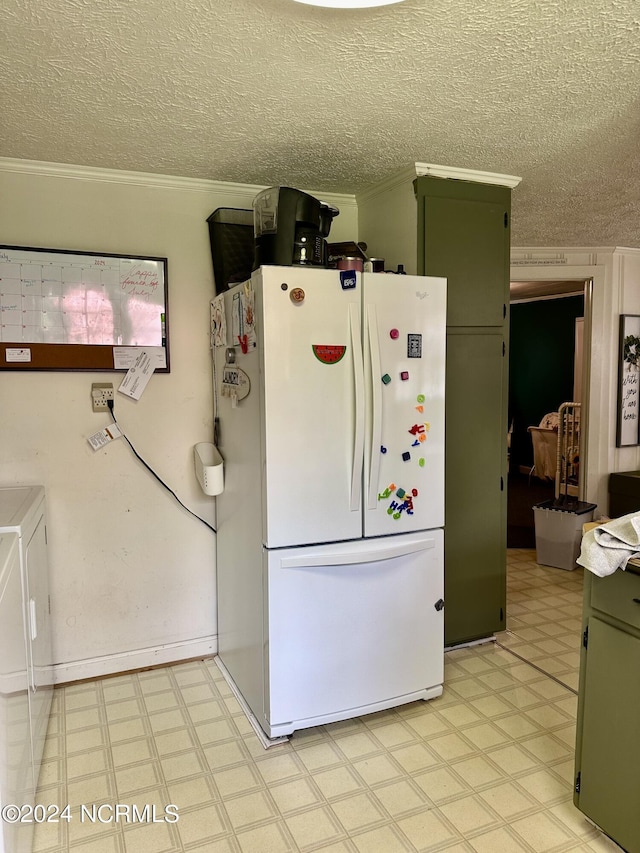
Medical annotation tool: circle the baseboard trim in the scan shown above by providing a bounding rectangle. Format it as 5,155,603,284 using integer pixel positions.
445,636,496,652
52,636,218,685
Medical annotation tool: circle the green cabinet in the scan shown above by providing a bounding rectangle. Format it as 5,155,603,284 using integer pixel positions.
416,176,511,646
575,566,640,853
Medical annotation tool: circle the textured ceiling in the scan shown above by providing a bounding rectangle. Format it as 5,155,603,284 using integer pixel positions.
1,0,639,247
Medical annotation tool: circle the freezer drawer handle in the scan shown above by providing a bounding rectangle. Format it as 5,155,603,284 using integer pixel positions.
279,538,435,569
434,598,445,611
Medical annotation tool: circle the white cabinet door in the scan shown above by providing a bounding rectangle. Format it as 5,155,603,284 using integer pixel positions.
0,534,32,853
24,514,53,774
363,274,446,538
264,530,444,736
0,487,54,805
259,267,363,547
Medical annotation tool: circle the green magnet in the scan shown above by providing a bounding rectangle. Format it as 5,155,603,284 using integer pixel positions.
417,394,425,403
419,458,425,467
396,488,406,498
382,374,391,385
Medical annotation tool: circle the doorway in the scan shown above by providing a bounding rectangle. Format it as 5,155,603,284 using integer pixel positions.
507,280,589,548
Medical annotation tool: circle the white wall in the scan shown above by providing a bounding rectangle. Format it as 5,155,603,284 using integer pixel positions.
356,168,418,275
0,159,357,682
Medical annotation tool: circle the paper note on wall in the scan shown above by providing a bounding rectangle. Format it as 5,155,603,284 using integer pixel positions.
113,346,166,370
118,350,155,400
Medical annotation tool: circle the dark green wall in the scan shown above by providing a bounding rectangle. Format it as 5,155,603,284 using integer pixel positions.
509,295,584,470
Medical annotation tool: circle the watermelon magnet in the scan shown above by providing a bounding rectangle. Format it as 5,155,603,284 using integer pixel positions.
312,345,347,364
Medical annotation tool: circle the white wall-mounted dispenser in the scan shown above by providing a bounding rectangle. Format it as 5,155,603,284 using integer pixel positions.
194,443,224,496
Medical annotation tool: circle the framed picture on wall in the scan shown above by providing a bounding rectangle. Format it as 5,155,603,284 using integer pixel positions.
616,314,640,447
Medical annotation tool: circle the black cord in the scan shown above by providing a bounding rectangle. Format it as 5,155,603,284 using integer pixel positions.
107,399,216,533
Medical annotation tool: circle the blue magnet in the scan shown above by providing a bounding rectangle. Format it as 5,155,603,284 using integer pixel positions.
380,445,387,453
340,270,357,290
402,451,411,461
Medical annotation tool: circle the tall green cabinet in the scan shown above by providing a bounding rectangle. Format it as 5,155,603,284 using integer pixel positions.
415,177,512,646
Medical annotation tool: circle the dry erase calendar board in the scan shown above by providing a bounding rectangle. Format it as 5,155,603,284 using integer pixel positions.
0,245,169,371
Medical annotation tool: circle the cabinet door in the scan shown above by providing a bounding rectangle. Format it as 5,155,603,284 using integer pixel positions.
24,515,53,778
578,617,640,853
416,176,511,328
444,329,506,646
0,535,33,853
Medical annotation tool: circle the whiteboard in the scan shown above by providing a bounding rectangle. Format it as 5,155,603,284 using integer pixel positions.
0,245,169,371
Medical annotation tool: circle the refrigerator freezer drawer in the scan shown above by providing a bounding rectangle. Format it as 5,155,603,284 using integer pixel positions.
264,531,444,737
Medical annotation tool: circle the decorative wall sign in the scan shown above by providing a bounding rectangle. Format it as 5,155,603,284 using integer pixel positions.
616,314,640,447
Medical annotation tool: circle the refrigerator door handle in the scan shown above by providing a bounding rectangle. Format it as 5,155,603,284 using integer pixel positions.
349,303,365,511
279,538,435,569
367,304,382,509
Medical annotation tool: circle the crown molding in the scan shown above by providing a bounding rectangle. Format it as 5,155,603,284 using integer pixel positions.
0,157,357,207
0,157,259,195
356,165,419,203
357,161,522,203
414,162,522,189
511,246,640,257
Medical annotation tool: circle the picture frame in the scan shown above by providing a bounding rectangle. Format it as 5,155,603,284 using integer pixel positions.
0,244,169,371
616,314,640,447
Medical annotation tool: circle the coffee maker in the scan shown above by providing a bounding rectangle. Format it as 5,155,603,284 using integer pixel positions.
253,186,339,270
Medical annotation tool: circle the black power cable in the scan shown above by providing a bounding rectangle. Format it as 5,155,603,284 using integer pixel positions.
107,399,216,533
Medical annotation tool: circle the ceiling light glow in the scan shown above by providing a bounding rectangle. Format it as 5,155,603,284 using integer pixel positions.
293,0,406,8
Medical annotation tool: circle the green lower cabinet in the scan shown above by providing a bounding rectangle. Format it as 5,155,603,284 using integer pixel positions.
575,570,640,853
444,329,506,646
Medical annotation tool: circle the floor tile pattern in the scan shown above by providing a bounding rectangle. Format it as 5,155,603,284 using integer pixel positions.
33,551,622,853
498,549,585,692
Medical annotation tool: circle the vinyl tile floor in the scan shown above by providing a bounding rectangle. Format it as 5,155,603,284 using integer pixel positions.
33,550,623,853
496,549,585,692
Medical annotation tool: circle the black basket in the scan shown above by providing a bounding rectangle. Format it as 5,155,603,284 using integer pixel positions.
206,208,254,293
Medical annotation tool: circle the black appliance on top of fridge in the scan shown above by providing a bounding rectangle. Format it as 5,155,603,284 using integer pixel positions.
252,186,339,270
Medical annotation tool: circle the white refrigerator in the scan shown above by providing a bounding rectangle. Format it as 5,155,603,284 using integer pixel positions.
214,266,446,738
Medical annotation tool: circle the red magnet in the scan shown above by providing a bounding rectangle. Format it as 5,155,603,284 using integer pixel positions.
390,328,399,339
400,371,409,381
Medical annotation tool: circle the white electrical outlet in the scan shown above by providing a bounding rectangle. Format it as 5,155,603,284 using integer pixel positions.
91,382,114,412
